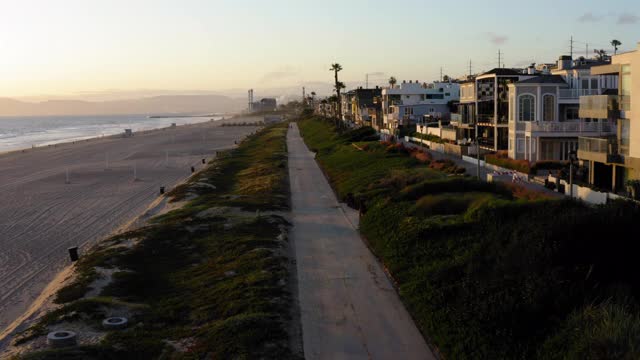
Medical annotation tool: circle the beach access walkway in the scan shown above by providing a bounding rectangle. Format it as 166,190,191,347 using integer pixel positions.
287,123,436,360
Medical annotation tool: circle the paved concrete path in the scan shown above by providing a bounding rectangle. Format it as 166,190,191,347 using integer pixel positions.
288,123,435,360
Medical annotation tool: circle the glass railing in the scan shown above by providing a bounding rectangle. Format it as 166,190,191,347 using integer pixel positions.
559,89,599,99
578,136,616,154
579,95,625,119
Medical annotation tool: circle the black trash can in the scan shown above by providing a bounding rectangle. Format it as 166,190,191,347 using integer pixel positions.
160,186,165,195
191,166,195,173
202,158,206,164
68,247,79,262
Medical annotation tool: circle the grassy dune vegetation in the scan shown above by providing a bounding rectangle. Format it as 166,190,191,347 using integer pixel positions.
15,123,299,359
298,115,640,360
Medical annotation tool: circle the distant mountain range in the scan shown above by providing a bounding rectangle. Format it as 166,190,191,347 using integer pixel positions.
0,95,247,116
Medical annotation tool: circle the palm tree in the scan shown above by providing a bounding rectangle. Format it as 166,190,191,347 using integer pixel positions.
611,39,622,55
594,49,608,61
330,63,343,120
388,76,397,88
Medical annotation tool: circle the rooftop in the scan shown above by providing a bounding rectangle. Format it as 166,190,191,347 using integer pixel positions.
516,75,567,84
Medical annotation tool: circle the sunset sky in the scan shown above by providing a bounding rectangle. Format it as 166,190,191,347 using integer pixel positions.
1,0,639,100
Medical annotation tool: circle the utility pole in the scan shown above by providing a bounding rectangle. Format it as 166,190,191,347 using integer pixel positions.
440,67,443,82
570,35,574,58
469,60,472,77
366,73,369,88
302,87,306,103
498,50,502,68
586,43,589,58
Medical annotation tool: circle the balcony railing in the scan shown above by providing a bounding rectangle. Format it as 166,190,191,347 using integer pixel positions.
578,136,623,164
522,120,615,133
579,95,626,119
559,89,599,99
477,114,495,124
451,113,462,122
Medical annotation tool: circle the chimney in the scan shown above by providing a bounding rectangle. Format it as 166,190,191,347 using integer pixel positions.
558,55,572,71
527,65,536,75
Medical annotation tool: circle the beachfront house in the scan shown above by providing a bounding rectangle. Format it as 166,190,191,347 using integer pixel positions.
577,43,639,193
350,87,382,126
381,80,460,132
507,56,616,162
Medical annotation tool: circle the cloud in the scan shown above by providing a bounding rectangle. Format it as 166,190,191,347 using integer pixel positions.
260,66,299,83
617,14,639,24
487,32,508,45
578,12,603,22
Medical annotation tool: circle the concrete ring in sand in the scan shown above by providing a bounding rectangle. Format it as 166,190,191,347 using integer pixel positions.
47,330,77,348
102,317,128,329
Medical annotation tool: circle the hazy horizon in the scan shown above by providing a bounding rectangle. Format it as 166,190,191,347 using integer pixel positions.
1,0,639,100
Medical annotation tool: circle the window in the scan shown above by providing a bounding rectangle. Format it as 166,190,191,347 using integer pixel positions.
439,88,444,93
426,94,444,100
582,79,589,89
445,93,450,96
591,78,598,90
565,107,579,121
543,95,555,121
518,95,535,121
517,138,525,153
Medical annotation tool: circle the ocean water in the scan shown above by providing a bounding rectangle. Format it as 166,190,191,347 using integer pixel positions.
0,115,222,153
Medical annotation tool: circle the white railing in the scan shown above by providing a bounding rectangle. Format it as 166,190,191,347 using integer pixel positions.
559,89,599,99
524,120,615,133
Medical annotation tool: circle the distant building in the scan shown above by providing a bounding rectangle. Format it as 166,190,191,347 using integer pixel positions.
349,87,382,126
381,80,460,131
251,98,277,112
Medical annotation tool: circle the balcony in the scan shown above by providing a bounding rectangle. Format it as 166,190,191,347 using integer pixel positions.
520,120,615,134
450,113,462,124
477,114,495,124
558,89,599,100
578,136,623,164
579,95,625,119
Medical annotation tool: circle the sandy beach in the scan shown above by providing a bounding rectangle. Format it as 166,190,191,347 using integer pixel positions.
0,116,261,348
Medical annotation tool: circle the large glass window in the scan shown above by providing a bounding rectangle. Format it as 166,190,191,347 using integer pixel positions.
543,95,555,121
518,95,535,121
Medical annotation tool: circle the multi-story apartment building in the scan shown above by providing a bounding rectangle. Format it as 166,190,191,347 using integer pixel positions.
578,43,639,192
507,57,616,161
381,80,459,131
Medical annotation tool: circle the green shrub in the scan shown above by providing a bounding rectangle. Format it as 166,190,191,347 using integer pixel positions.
398,178,513,201
530,160,568,174
410,192,495,217
539,302,640,360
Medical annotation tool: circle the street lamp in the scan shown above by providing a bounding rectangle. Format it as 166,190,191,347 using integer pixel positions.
475,122,481,179
569,150,577,198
